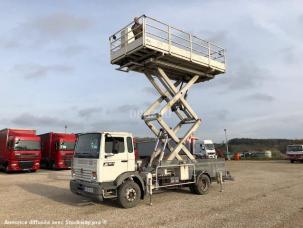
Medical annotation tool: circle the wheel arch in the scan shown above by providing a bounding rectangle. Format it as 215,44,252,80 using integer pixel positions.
196,170,211,184
115,172,145,199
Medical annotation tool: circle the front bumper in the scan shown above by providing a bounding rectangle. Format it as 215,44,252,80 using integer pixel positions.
8,160,40,171
54,159,72,169
288,154,303,160
70,179,103,201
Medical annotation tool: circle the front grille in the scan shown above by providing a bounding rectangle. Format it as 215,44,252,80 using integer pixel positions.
16,154,39,159
74,168,92,181
64,154,73,159
19,161,34,170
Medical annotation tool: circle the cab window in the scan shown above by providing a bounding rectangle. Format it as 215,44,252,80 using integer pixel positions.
127,137,133,153
105,136,125,154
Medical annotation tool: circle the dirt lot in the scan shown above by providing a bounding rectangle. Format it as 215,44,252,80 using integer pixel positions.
0,160,302,228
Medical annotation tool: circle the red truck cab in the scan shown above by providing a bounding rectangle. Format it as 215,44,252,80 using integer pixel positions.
40,132,76,169
0,128,41,172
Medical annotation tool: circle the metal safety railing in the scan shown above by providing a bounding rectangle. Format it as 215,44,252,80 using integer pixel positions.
109,15,226,64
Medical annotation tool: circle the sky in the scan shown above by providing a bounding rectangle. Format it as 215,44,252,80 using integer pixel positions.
0,0,302,142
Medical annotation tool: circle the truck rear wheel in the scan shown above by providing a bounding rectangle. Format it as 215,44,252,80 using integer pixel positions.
191,174,210,195
117,180,141,208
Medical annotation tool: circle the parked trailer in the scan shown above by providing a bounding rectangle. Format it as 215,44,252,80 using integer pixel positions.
39,132,76,169
0,128,41,172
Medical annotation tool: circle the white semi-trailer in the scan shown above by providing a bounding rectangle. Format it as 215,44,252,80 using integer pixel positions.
70,15,231,208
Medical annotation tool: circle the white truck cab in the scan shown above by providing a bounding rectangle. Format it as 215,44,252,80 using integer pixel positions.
194,140,217,159
70,132,145,207
72,132,135,182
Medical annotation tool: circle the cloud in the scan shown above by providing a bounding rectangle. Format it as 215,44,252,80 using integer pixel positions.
197,29,230,47
229,111,303,139
213,109,229,121
0,39,19,49
89,119,148,136
78,107,103,118
11,113,80,129
279,46,303,65
142,87,158,96
196,62,269,95
61,45,88,57
13,64,73,79
231,64,268,90
115,104,140,113
28,13,94,37
244,93,275,102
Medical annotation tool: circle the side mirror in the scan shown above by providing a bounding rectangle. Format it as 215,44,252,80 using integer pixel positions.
55,142,60,150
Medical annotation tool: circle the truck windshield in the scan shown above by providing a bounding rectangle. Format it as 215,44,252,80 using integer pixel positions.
287,145,303,152
61,141,75,151
14,140,40,151
74,133,101,158
205,144,215,150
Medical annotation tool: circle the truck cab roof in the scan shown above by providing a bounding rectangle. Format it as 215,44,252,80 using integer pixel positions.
78,132,133,137
203,140,214,144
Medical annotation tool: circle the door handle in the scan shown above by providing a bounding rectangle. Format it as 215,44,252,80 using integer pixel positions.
121,160,128,162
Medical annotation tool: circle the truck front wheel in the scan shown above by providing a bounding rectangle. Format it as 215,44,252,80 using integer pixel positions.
117,180,141,208
191,174,210,195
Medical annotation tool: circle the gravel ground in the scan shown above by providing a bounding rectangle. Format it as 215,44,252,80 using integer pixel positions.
0,160,302,228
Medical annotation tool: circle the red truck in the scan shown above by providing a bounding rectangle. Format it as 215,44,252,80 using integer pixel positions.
0,128,41,172
39,132,76,169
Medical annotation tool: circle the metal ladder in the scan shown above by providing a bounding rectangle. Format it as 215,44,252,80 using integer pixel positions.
142,66,201,165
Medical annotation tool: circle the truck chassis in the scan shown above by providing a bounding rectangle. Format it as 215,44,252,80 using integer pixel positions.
71,158,230,208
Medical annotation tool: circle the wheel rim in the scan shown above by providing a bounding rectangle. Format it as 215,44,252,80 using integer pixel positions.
125,188,137,202
200,178,208,191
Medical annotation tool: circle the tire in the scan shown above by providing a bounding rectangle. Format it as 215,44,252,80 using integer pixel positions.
50,161,56,170
192,174,211,195
5,165,10,173
117,180,141,208
290,160,295,163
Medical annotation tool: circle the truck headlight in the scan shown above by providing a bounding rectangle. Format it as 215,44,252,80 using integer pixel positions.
92,171,97,180
71,168,75,177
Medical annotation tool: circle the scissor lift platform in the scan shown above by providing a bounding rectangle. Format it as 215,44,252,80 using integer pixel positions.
110,16,226,83
110,16,226,165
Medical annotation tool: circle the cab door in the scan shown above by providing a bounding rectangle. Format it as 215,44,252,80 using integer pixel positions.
100,134,128,182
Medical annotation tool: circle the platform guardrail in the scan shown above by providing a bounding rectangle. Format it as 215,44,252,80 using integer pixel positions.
109,15,226,64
